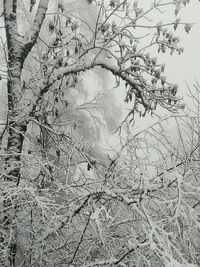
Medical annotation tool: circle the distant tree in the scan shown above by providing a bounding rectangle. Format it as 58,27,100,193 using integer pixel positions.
0,0,194,266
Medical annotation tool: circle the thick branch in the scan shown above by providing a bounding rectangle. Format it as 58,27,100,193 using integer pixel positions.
23,0,49,63
3,0,18,55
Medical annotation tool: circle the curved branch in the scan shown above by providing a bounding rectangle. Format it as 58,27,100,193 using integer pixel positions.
25,58,149,117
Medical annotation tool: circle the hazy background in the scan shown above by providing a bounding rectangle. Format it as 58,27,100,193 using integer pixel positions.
159,1,200,98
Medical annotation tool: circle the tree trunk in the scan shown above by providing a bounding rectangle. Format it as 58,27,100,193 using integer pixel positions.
2,1,49,265
3,3,27,265
6,60,27,182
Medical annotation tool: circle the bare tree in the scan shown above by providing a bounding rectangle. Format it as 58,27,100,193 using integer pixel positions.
0,0,194,266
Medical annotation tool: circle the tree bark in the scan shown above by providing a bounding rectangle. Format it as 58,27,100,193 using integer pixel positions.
2,1,49,265
3,0,49,181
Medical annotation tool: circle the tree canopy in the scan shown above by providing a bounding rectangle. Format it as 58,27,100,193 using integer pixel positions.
0,0,199,266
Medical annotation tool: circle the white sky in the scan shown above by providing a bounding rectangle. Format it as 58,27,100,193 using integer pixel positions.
159,1,200,96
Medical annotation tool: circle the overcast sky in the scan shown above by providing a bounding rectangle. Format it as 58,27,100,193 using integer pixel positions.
160,1,200,96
